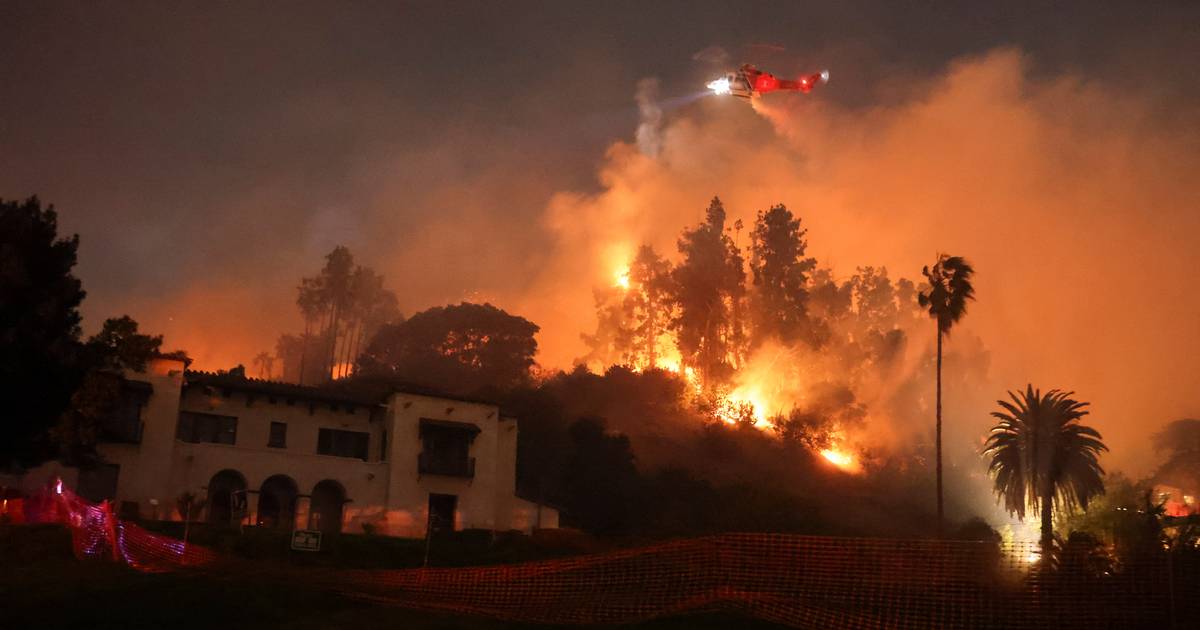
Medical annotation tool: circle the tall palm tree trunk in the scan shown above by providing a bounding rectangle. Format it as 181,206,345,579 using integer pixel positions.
1040,481,1054,553
936,327,944,536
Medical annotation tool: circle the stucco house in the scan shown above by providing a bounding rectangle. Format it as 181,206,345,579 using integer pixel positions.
57,355,557,536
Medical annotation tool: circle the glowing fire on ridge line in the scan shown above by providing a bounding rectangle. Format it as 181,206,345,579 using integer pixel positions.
646,350,862,474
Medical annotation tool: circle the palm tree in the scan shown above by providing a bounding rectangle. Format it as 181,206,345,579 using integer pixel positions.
982,385,1108,551
918,254,975,534
252,351,273,380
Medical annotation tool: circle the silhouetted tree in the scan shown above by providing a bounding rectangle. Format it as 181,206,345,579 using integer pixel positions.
918,254,975,533
56,316,168,463
0,197,87,464
560,417,642,536
806,267,852,347
359,302,538,394
626,245,674,368
671,197,746,388
252,351,274,379
293,246,399,382
579,284,634,368
749,204,816,346
581,245,675,370
773,383,867,450
275,332,328,385
983,386,1107,552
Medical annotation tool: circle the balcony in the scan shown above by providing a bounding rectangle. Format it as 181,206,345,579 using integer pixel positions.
418,452,475,478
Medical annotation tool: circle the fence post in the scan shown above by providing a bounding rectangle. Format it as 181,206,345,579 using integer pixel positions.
103,500,120,562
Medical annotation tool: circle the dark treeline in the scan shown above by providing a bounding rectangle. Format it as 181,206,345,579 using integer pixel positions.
0,197,186,465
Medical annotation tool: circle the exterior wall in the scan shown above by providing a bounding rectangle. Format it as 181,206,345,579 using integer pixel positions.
379,393,509,537
169,381,387,529
511,497,560,531
494,415,519,530
168,441,388,527
84,365,550,537
97,356,186,519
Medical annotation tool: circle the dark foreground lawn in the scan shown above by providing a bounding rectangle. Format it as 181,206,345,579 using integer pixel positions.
0,525,787,630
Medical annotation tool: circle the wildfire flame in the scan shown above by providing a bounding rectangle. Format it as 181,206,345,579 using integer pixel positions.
820,448,856,471
614,267,630,290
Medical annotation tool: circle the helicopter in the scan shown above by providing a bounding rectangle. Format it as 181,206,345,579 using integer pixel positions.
707,64,829,99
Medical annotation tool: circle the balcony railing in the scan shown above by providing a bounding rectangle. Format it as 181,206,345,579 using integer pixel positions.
418,452,475,478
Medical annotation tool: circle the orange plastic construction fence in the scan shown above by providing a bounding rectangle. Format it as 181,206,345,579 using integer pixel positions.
8,486,1198,628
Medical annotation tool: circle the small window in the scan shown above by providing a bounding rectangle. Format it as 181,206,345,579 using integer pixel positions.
317,428,369,461
380,429,388,462
177,412,238,445
268,421,287,449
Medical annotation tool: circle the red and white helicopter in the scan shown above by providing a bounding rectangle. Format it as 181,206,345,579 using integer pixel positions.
707,64,829,99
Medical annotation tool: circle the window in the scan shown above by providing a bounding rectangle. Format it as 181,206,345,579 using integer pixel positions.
177,411,238,445
317,428,369,461
99,382,150,444
418,420,478,478
268,421,287,448
380,429,388,462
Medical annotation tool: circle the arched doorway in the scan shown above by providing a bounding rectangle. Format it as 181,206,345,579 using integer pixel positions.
257,474,298,529
206,469,247,525
309,480,346,533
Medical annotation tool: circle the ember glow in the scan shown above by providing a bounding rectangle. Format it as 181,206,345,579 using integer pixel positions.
820,448,855,470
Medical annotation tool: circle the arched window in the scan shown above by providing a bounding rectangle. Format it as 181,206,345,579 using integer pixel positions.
309,479,347,533
206,469,247,525
257,474,298,529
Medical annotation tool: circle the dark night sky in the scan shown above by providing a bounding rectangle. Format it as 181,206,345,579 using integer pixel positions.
3,2,1194,312
3,2,1199,472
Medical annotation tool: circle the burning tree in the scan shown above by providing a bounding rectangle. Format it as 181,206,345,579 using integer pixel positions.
581,244,674,370
749,203,817,348
671,197,746,389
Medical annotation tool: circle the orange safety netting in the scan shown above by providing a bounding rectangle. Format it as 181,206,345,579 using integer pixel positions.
6,486,1197,628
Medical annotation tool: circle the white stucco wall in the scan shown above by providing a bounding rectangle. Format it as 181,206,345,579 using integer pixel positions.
85,365,551,537
97,356,186,517
380,393,508,537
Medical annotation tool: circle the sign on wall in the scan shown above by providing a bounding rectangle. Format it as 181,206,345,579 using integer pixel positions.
291,529,322,552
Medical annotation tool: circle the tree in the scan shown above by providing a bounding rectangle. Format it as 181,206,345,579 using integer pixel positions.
358,302,539,394
56,316,168,464
671,197,746,388
749,204,816,346
0,197,87,464
626,245,674,368
560,417,643,536
579,285,634,368
292,246,399,383
252,351,274,380
982,386,1107,551
581,245,674,370
84,315,162,372
918,254,975,534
